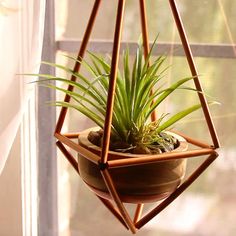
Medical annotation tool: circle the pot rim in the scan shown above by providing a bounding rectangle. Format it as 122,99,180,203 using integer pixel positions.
79,127,188,160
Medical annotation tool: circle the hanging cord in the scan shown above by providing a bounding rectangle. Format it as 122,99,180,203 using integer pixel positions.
217,0,236,56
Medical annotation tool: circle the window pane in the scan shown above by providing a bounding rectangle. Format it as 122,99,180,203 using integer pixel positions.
56,0,236,43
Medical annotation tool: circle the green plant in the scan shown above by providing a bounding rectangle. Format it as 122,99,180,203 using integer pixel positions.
32,39,213,153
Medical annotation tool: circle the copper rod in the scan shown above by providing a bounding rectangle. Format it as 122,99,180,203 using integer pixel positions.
133,204,144,224
55,0,101,133
56,141,79,174
139,0,149,59
100,0,126,164
63,132,81,139
139,0,157,121
101,169,137,233
108,148,215,169
171,130,212,149
169,0,220,148
55,133,100,165
135,152,218,229
97,196,129,230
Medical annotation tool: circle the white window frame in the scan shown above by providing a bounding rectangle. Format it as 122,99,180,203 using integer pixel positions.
21,94,38,236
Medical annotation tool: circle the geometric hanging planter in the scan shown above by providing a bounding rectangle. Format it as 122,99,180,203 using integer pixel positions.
51,0,220,234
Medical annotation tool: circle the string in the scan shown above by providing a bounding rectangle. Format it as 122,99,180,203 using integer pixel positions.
217,0,236,56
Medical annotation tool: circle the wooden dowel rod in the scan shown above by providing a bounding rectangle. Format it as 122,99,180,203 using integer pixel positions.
135,152,218,229
101,169,137,233
63,132,81,139
108,148,215,169
139,0,157,121
169,0,220,148
171,130,212,149
97,196,129,230
56,141,79,174
55,0,101,133
100,0,126,164
55,133,100,164
139,0,150,60
133,204,144,224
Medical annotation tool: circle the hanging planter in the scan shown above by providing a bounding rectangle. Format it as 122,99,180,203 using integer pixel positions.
37,40,209,202
78,127,188,203
33,0,220,234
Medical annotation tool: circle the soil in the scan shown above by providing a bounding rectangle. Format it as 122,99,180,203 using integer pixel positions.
87,129,179,154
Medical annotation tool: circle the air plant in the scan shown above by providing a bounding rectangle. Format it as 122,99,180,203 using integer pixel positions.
31,39,215,153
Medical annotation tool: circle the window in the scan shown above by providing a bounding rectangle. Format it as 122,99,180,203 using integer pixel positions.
39,0,236,235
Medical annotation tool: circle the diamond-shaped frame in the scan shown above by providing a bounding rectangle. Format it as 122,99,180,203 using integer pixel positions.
54,0,220,234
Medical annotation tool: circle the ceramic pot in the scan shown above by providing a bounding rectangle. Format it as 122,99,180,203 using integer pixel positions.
78,127,188,203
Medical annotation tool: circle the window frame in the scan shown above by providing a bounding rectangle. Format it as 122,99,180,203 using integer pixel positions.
37,0,58,235
57,40,236,59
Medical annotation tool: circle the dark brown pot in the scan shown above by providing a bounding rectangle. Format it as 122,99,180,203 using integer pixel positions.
78,127,188,203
